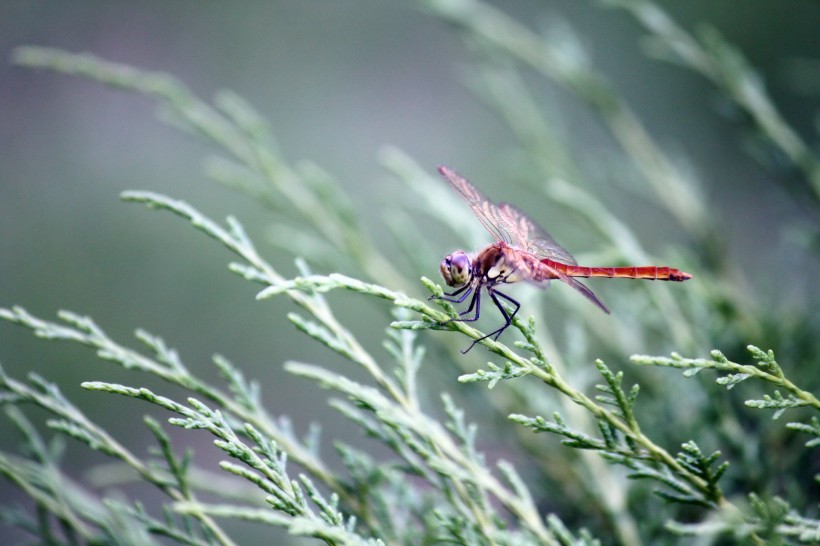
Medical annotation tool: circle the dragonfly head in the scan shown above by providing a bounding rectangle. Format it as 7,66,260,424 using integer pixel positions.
440,251,472,288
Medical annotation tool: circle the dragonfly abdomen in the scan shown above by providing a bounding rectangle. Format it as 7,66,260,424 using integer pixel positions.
543,260,692,282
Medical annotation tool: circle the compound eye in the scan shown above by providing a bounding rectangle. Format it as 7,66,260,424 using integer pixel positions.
439,251,471,287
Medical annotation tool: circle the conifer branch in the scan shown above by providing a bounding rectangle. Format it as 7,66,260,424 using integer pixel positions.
632,346,820,413
601,0,820,197
5,3,816,542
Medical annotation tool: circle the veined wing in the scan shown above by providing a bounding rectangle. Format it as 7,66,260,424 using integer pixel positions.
438,166,577,265
553,269,610,313
518,249,609,313
438,166,513,245
496,202,577,265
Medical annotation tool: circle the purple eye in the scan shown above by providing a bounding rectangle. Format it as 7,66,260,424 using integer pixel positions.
440,251,471,287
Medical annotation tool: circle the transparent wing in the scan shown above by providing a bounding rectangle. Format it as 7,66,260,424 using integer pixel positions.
496,202,577,264
438,165,512,245
438,166,577,265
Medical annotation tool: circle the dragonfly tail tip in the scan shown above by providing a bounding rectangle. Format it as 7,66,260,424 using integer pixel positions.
673,270,693,281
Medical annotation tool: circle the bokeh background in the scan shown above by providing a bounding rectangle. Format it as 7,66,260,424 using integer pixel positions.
1,1,818,544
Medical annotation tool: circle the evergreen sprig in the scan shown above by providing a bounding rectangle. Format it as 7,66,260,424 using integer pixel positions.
786,417,820,448
0,372,235,545
4,1,817,544
0,188,585,544
509,361,729,509
5,185,804,543
601,0,820,197
668,493,820,543
283,359,568,545
632,346,820,446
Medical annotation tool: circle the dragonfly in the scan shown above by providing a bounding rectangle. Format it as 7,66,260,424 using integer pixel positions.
431,166,692,352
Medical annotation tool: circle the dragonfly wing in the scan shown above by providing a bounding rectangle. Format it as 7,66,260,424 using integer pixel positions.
520,254,609,313
438,166,514,244
555,270,610,314
438,166,578,264
497,202,577,265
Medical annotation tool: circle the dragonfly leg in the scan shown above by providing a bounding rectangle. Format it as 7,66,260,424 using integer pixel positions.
487,290,520,340
431,284,519,353
429,282,472,304
438,286,482,325
461,288,520,353
433,286,488,353
458,286,481,321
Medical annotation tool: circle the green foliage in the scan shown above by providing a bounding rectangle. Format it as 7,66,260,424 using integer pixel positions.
633,346,820,454
509,360,729,510
3,1,818,545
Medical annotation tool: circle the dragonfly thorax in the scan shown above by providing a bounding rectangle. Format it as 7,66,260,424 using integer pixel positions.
440,251,473,288
476,243,523,285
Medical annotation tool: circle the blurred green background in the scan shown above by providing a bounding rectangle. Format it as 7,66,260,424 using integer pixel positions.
1,1,818,543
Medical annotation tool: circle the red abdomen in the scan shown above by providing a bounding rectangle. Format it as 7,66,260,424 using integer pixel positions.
542,259,692,282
